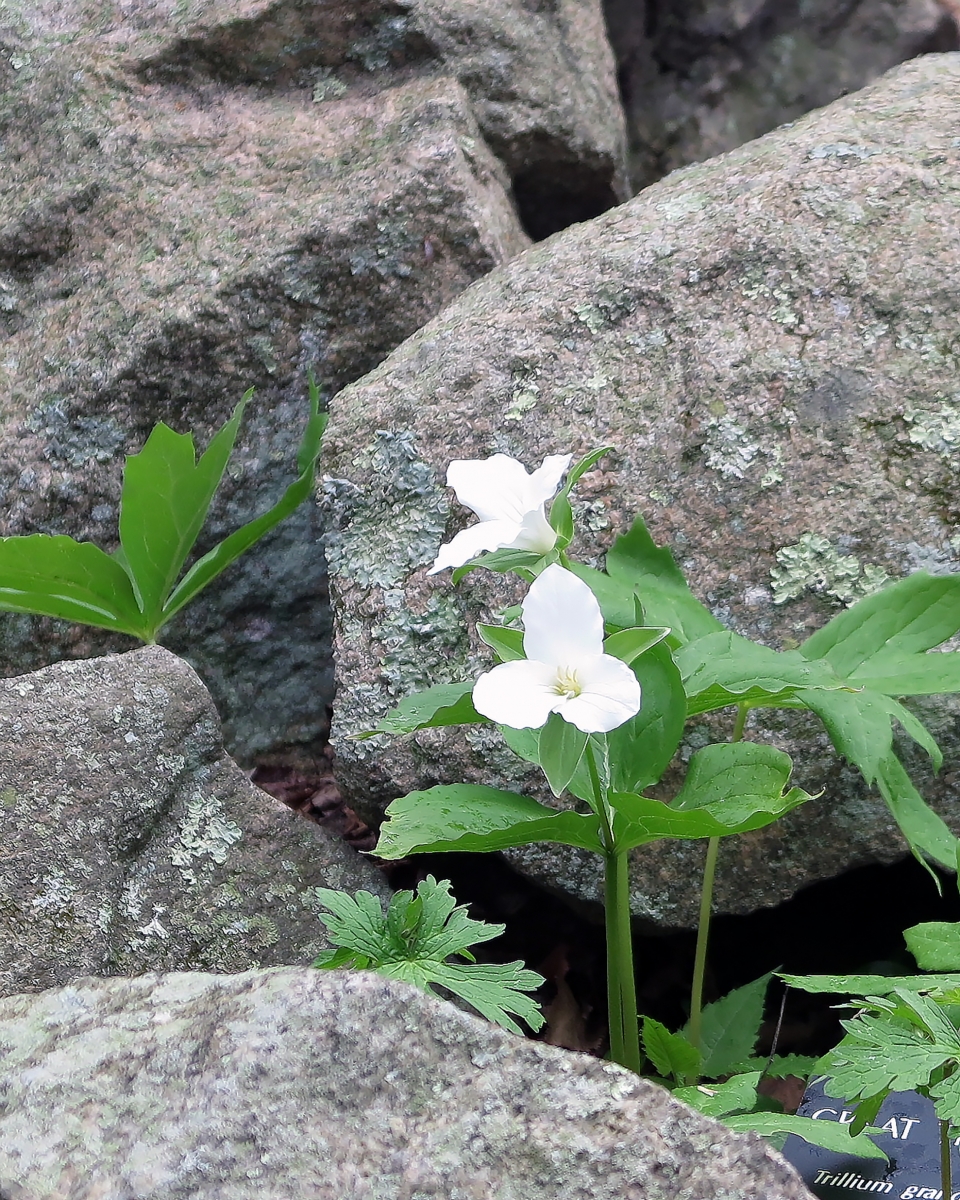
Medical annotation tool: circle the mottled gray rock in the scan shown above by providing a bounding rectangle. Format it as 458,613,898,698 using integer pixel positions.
0,968,814,1200
0,647,389,999
0,0,625,765
324,54,960,927
606,0,959,190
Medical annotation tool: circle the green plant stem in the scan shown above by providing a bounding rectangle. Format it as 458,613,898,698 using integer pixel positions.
686,833,720,1069
686,704,749,1076
585,740,641,1074
941,1119,953,1200
608,847,642,1074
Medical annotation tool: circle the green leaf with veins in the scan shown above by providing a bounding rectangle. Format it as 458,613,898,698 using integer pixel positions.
311,876,544,1035
357,681,487,738
677,632,848,716
800,572,960,678
603,515,724,644
0,535,147,637
673,1071,762,1119
643,1017,702,1084
905,922,960,972
782,971,960,996
720,1112,887,1159
686,973,772,1080
374,784,603,858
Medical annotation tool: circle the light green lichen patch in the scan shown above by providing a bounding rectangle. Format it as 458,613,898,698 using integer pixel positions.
169,791,243,883
903,399,960,456
703,414,761,479
375,589,467,696
770,533,890,605
321,430,448,588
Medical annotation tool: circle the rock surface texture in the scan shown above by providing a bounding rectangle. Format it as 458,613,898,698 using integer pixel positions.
0,646,389,1000
0,0,626,765
0,967,814,1200
324,55,960,927
606,0,959,189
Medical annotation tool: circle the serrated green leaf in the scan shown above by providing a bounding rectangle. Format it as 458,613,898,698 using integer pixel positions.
0,535,146,637
905,922,960,972
820,1012,954,1099
119,394,248,623
723,1112,888,1160
358,681,487,738
851,652,960,696
538,713,588,797
477,624,525,662
801,572,960,677
891,987,960,1050
159,384,326,626
642,1017,702,1084
726,1054,819,1079
685,974,771,1079
603,626,671,664
673,1071,761,1118
781,972,960,996
417,959,545,1035
375,784,603,858
311,877,544,1034
604,516,724,644
930,1068,960,1126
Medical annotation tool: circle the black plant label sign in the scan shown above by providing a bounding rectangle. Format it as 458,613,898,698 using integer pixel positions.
783,1078,960,1200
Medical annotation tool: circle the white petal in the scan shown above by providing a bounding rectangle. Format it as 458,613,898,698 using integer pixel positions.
472,660,560,729
510,506,558,555
522,453,573,508
557,654,642,733
446,456,532,523
428,518,522,574
522,564,605,667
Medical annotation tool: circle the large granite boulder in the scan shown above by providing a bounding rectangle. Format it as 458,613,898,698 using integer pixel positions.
606,0,959,189
0,967,814,1200
323,54,960,928
0,0,625,766
0,646,390,999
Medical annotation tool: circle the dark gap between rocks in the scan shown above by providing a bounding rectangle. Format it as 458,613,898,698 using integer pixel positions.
386,851,960,1069
511,166,621,242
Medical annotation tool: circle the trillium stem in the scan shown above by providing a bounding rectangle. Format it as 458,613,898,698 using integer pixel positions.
941,1118,952,1200
686,703,749,1077
585,739,642,1075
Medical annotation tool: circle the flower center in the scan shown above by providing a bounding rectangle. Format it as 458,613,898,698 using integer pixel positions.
552,666,582,700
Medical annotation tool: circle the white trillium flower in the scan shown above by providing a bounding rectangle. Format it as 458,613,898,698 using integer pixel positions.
428,452,572,575
472,564,642,734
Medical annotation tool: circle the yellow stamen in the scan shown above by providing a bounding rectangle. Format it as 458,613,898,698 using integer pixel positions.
553,667,582,700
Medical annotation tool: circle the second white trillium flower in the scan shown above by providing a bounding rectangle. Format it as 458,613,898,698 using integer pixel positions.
472,564,642,734
428,452,572,575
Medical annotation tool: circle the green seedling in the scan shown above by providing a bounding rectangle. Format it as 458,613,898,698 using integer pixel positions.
311,875,545,1035
0,378,326,643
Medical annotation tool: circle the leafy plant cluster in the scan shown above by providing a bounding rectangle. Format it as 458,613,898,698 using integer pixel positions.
7,403,960,1170
331,446,960,1157
0,378,326,643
